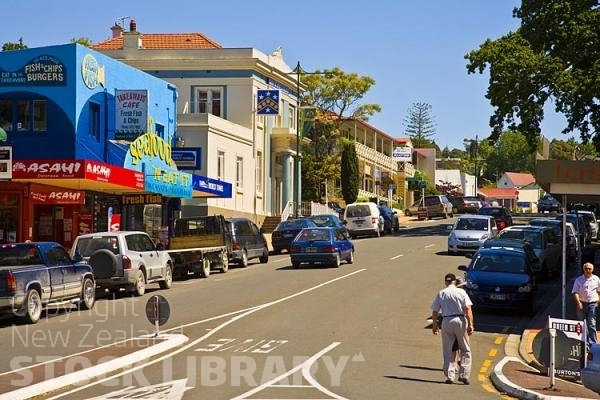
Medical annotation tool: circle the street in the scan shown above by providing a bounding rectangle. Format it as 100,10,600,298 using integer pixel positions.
0,218,561,399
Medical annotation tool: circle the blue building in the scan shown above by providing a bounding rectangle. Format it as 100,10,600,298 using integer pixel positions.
0,43,229,246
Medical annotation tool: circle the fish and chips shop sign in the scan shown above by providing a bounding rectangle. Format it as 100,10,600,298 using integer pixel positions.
125,131,192,198
0,55,66,86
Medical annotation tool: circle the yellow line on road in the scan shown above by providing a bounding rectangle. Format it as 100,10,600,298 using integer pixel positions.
482,359,492,367
482,383,497,393
488,348,498,357
478,373,486,382
494,337,504,345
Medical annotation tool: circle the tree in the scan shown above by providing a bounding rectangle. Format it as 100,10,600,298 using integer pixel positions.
465,1,600,152
71,37,93,47
2,38,27,51
482,131,535,183
340,141,360,205
300,67,381,202
403,102,436,148
550,137,597,160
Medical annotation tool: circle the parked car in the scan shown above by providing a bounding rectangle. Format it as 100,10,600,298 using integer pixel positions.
528,218,578,262
71,231,173,296
462,196,483,213
570,209,599,241
378,205,400,234
343,202,384,238
404,199,423,217
271,219,317,254
422,195,454,219
478,206,513,231
555,214,590,246
307,214,347,235
495,225,562,280
538,194,562,213
289,227,354,268
225,217,270,266
447,215,497,255
0,242,95,324
458,244,541,315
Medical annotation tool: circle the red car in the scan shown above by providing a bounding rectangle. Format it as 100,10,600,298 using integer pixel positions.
477,206,513,230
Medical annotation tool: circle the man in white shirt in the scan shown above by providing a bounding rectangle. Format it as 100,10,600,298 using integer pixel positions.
431,273,474,384
572,262,600,344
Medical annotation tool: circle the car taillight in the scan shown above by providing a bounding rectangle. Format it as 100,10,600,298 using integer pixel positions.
497,221,506,230
7,272,16,292
122,255,132,270
323,245,336,253
290,245,300,253
371,217,377,224
232,242,241,250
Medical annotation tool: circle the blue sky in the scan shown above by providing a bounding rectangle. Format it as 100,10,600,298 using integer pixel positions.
2,0,571,150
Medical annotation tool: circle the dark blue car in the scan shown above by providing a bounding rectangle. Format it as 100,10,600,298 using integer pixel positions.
271,219,317,254
458,245,540,315
289,227,354,268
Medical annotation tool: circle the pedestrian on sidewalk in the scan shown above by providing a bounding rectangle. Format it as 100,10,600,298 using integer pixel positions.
431,273,474,385
571,262,600,345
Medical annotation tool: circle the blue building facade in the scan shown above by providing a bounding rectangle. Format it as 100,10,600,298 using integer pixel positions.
0,43,209,246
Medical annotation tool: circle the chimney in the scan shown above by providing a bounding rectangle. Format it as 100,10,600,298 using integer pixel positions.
110,23,123,38
123,19,142,49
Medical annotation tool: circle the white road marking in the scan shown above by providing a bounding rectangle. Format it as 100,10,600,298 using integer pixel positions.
390,254,404,260
47,269,366,399
424,244,435,249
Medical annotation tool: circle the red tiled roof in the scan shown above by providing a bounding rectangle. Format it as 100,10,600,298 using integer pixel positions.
92,33,222,50
478,187,519,199
504,172,535,186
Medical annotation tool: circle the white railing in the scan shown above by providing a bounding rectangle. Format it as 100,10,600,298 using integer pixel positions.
281,201,294,221
311,202,338,216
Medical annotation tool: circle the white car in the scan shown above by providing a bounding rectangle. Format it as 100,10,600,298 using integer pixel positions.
447,215,497,255
571,210,598,241
71,231,173,296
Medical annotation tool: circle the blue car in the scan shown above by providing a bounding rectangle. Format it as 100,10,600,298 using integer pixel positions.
458,245,540,315
289,227,354,268
271,219,317,254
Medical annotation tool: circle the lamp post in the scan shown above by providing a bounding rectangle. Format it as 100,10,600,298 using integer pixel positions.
463,134,479,196
294,61,302,218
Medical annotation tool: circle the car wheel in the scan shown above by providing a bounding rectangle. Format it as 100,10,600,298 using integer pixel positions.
240,250,249,267
195,258,211,278
332,253,341,268
133,270,146,296
292,261,300,269
80,277,96,310
220,252,229,273
21,288,42,324
159,265,173,289
273,248,281,255
259,246,269,263
347,249,354,264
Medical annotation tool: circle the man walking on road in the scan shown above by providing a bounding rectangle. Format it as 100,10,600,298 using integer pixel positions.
431,273,474,384
572,262,600,345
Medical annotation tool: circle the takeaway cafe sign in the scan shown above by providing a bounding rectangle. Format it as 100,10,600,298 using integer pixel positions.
125,132,192,198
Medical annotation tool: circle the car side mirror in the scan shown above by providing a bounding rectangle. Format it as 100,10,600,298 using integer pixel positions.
458,265,468,271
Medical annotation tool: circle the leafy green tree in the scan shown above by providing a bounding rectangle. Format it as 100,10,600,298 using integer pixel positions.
340,141,359,204
403,102,436,148
549,137,597,160
482,131,534,183
465,1,600,152
71,37,93,47
300,67,381,201
2,38,27,51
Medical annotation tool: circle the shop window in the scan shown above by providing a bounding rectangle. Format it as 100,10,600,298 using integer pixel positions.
0,193,20,243
155,123,164,137
195,88,222,117
33,100,47,131
0,101,12,132
17,101,30,131
89,102,100,140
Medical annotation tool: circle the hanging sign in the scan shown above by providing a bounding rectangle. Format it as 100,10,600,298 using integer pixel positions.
256,90,280,115
115,89,149,140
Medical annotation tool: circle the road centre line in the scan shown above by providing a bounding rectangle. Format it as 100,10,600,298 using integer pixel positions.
390,254,404,260
424,244,435,249
47,269,367,399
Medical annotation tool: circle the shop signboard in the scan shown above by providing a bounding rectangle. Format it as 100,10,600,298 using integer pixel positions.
115,89,148,141
30,190,85,204
392,146,412,163
0,146,12,180
0,54,66,86
172,148,201,170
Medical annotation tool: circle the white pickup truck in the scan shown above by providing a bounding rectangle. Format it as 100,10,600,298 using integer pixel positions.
71,231,173,296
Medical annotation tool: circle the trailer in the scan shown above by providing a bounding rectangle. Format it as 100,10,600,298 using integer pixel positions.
165,215,230,278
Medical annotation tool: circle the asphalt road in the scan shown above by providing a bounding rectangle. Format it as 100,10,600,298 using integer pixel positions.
0,216,564,399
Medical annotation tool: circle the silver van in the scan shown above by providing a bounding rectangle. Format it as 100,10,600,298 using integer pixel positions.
423,195,454,219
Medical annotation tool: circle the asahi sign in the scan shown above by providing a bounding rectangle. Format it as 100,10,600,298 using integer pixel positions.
115,89,148,141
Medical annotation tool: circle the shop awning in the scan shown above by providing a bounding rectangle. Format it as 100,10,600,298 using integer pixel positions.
11,160,145,194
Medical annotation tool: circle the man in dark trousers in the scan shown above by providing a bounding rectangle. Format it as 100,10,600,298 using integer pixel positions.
572,262,600,345
431,273,474,384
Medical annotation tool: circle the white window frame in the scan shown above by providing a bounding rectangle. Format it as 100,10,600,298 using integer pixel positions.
236,156,243,191
217,150,225,181
195,87,223,117
256,151,263,194
288,104,296,131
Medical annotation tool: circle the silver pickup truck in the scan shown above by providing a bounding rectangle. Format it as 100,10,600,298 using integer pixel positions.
0,242,95,324
71,231,173,296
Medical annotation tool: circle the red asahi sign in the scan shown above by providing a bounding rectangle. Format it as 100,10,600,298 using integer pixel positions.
30,190,85,204
12,160,145,190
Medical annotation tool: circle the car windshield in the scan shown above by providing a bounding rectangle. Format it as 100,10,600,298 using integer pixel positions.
472,253,527,273
497,230,542,248
295,228,331,242
455,218,487,231
309,216,335,227
277,220,312,230
479,208,503,217
0,244,43,266
346,205,372,217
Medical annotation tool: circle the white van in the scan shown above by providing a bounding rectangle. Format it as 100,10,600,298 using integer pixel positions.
343,202,384,238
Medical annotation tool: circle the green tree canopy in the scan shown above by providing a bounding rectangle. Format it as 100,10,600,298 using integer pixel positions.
465,1,600,152
403,102,436,148
481,131,535,184
70,37,93,47
2,38,27,51
340,141,359,204
549,137,597,160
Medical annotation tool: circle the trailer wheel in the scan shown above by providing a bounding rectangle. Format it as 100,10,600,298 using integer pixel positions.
195,258,211,278
220,252,229,273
